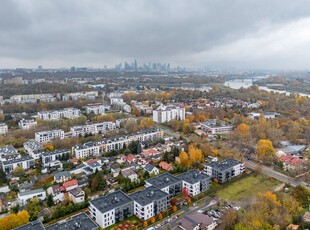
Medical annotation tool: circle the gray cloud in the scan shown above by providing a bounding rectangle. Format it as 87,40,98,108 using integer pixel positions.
1,0,310,69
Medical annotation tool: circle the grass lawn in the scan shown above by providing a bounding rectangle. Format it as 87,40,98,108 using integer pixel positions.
216,174,282,201
105,216,141,230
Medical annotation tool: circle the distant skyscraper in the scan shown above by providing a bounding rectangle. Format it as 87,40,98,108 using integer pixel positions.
38,65,42,71
134,60,137,70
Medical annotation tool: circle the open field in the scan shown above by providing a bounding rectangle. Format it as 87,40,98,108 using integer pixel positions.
216,174,282,201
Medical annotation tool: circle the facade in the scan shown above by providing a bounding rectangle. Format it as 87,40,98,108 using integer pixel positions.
153,105,185,123
176,170,211,197
54,171,71,183
121,168,138,182
144,164,159,175
178,213,217,230
2,156,35,174
37,108,81,120
18,188,46,206
0,122,8,135
45,212,98,230
145,173,182,198
23,141,44,159
129,186,170,220
85,103,105,115
89,190,134,228
73,142,100,159
18,119,37,130
205,158,245,183
63,179,78,192
47,185,64,203
200,119,233,135
35,129,65,143
41,149,70,167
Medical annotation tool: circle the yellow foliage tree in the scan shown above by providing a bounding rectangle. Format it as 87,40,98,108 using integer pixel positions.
188,146,204,163
158,213,163,220
44,143,54,152
172,205,177,212
151,217,156,223
143,221,148,228
0,210,30,230
179,150,190,166
257,139,275,159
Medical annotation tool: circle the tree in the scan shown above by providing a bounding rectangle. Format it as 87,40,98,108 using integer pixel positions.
44,143,54,151
124,119,138,133
12,166,25,177
179,150,190,166
158,213,163,220
151,217,156,223
257,139,276,160
221,209,238,230
47,194,54,207
188,145,204,164
143,221,148,228
0,168,7,186
172,205,177,212
0,210,29,230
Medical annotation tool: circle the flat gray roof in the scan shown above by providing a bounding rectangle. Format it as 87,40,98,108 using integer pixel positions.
129,186,168,206
90,190,133,214
176,170,210,184
146,173,181,189
15,220,45,230
206,158,242,171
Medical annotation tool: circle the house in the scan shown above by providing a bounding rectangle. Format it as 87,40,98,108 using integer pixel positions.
0,145,19,162
121,168,138,182
178,213,217,230
35,129,65,143
145,173,182,198
302,211,310,223
41,149,70,167
278,154,303,171
69,187,85,204
84,159,102,172
73,142,100,159
85,103,106,115
63,179,78,192
176,170,211,197
153,105,185,123
54,171,71,183
144,164,159,175
159,162,173,171
0,123,8,135
111,164,121,177
18,188,46,206
129,186,170,220
89,190,134,228
19,182,34,192
18,119,37,130
47,185,64,203
121,154,136,163
140,148,160,158
45,212,98,230
205,158,245,183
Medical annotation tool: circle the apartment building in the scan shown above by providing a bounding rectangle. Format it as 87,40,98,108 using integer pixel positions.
72,128,163,157
23,141,44,159
41,149,70,167
0,145,20,162
205,158,245,183
176,170,211,197
37,108,81,120
153,105,185,123
18,188,46,206
18,119,37,130
145,173,182,198
89,190,134,228
2,156,35,174
200,119,233,135
70,122,116,137
73,142,100,159
0,123,8,135
35,129,65,143
85,103,105,115
129,186,170,220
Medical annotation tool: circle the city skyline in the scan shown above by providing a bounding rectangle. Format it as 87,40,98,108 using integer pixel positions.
1,1,310,70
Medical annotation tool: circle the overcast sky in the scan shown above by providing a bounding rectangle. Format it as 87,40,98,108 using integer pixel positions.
1,0,310,70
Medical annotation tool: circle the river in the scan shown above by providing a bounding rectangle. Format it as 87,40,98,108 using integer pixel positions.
224,78,310,98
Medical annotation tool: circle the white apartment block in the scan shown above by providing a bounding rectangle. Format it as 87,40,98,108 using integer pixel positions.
0,123,8,135
129,186,170,220
70,122,116,137
72,128,163,157
37,108,81,120
18,188,46,206
0,145,20,162
18,119,37,130
41,149,70,167
23,141,44,159
73,142,100,159
2,156,35,174
200,119,233,135
35,129,65,143
85,103,105,115
153,105,185,123
89,191,134,228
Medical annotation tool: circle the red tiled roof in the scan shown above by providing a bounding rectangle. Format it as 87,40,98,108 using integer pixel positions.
63,179,78,189
159,162,173,171
141,148,159,156
278,154,302,165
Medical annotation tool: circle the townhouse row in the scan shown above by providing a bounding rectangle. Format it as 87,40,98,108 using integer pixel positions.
72,128,163,159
